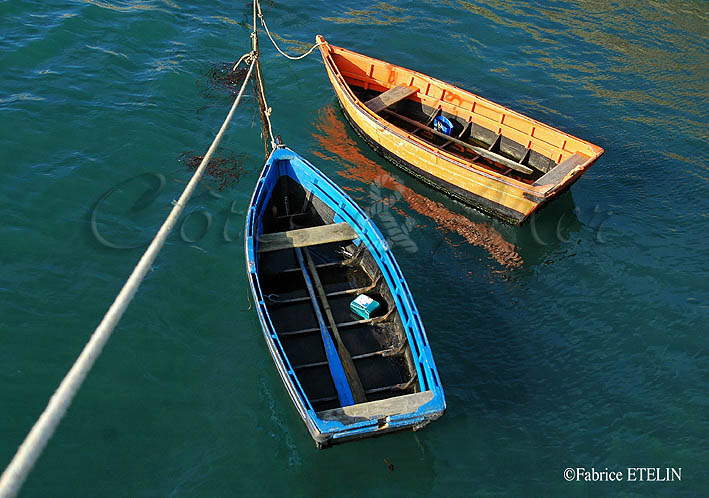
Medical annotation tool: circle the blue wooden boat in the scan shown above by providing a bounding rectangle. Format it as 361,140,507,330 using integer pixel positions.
244,145,445,447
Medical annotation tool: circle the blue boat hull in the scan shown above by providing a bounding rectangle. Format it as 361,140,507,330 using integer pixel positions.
244,146,445,447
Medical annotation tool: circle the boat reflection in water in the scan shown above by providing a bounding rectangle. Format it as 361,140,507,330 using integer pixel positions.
311,105,523,269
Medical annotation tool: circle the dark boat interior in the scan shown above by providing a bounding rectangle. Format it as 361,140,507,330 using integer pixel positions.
256,175,421,412
348,85,558,184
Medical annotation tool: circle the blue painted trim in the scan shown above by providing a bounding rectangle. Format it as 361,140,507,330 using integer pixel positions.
245,146,445,444
294,247,355,407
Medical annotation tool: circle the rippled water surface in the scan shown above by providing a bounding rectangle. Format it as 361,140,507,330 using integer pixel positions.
1,1,707,496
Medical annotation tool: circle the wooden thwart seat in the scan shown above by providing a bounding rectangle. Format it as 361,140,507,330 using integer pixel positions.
259,222,357,253
268,275,381,305
533,153,587,187
365,84,418,114
317,390,434,423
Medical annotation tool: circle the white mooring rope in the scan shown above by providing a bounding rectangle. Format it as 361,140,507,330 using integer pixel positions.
0,54,258,498
256,1,324,61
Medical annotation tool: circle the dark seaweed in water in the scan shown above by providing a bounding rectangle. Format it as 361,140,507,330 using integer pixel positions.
206,62,250,95
179,151,248,191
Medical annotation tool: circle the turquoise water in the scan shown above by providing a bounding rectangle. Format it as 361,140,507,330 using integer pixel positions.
1,1,707,496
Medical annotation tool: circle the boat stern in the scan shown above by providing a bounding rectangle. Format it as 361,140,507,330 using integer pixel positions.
308,389,445,447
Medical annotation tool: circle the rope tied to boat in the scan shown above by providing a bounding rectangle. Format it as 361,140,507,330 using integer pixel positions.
0,29,260,498
0,1,300,494
262,105,276,149
245,0,321,154
256,0,325,61
232,50,255,71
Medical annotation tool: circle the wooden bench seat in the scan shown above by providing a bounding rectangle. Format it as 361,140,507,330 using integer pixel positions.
317,390,435,423
258,222,358,253
365,84,418,114
533,153,587,186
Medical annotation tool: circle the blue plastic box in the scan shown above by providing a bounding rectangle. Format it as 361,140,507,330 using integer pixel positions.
350,294,380,319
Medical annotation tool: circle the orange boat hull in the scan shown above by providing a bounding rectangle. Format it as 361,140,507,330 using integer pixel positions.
317,35,603,224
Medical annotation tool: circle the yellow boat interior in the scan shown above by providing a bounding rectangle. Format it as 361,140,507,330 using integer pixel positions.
322,40,604,188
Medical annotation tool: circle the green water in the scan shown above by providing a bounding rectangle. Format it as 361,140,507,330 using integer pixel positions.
1,1,707,497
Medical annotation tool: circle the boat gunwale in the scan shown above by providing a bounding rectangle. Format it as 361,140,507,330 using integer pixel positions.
316,35,604,195
244,147,445,445
335,101,532,223
317,39,547,195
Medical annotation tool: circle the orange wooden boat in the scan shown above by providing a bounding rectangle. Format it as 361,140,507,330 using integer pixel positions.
316,35,604,224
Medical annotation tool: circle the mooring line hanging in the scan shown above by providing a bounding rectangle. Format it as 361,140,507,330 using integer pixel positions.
256,0,324,61
0,52,258,498
232,50,252,71
250,0,276,154
247,0,322,155
254,70,276,151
